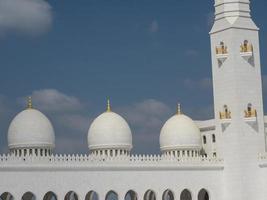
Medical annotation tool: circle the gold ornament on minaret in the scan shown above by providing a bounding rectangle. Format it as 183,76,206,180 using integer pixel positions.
107,98,111,112
177,103,182,115
27,96,33,109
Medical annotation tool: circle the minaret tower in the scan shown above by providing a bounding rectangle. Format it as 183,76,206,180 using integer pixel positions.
210,0,265,200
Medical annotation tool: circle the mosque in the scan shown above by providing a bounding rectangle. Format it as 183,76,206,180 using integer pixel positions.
1,0,267,200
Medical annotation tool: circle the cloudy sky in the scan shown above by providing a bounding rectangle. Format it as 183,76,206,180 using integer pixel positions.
0,0,266,154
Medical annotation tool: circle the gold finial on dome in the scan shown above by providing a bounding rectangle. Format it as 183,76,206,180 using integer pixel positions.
27,96,33,109
107,98,111,112
177,103,182,115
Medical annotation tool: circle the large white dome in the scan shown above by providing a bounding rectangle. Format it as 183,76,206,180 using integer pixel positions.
8,108,55,149
160,113,201,151
88,111,132,151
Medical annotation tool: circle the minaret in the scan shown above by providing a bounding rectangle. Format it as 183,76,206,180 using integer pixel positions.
212,0,257,29
210,0,265,200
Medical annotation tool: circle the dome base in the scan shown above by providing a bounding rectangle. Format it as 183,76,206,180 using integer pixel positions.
10,147,53,157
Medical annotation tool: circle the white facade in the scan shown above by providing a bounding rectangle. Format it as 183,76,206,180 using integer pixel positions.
1,1,267,200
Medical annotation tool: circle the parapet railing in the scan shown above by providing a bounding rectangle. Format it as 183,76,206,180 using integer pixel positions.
0,154,223,167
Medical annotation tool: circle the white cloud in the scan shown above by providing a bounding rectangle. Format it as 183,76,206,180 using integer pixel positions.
184,78,213,90
149,20,159,33
52,99,171,154
185,49,199,57
0,0,52,36
118,99,171,134
117,99,172,153
55,137,88,154
18,89,84,112
6,93,216,154
188,104,214,120
56,114,91,133
15,89,90,153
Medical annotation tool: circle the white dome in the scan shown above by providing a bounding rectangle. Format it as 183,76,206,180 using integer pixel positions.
160,114,201,151
8,109,55,149
88,111,132,151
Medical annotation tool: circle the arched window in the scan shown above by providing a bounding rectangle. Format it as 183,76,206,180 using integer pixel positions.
245,103,257,117
203,135,207,144
106,191,118,200
247,103,252,112
22,192,36,200
64,191,78,200
241,40,253,53
216,41,227,54
198,189,209,200
162,190,174,200
224,105,228,113
212,134,216,143
125,190,137,200
220,105,231,119
219,42,227,54
144,190,156,200
180,189,192,200
43,192,57,200
0,192,14,200
85,191,99,200
244,40,248,51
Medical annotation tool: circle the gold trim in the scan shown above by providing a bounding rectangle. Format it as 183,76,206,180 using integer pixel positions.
177,103,182,115
245,109,257,118
107,98,111,112
219,111,231,119
27,96,33,109
240,43,253,53
216,46,228,54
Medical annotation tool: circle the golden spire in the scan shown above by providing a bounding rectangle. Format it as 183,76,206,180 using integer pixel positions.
177,103,182,115
27,96,33,109
107,98,111,112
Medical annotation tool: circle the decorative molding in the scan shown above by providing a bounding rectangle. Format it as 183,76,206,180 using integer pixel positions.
0,154,223,170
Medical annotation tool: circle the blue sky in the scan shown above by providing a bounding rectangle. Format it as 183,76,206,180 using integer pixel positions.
0,0,266,154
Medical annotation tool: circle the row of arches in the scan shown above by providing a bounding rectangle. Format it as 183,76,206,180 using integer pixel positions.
0,189,209,200
202,134,216,145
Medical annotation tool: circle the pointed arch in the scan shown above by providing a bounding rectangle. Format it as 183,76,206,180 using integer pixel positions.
105,191,118,200
212,134,216,143
125,190,138,200
198,189,209,200
203,135,207,144
248,103,252,111
43,191,57,200
180,189,192,200
64,191,78,200
144,190,156,200
162,189,174,200
22,192,36,200
85,191,98,200
0,192,14,200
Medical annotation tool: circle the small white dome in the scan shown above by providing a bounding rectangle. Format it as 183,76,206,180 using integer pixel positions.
88,111,132,151
8,109,55,149
160,113,201,151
